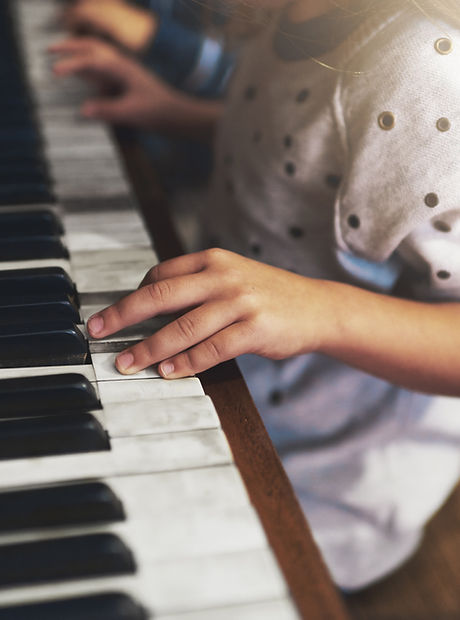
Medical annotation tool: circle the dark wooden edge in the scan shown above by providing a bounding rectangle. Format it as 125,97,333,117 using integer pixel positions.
117,137,349,620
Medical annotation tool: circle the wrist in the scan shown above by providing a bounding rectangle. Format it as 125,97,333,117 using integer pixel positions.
153,91,222,141
306,279,349,356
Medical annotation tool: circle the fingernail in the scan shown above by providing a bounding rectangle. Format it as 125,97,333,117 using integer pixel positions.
116,352,135,372
160,362,174,377
88,315,104,336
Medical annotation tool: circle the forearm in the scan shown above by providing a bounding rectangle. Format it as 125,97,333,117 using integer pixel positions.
318,280,460,396
154,94,223,142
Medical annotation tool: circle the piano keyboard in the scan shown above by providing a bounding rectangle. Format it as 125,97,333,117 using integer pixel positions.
0,0,300,618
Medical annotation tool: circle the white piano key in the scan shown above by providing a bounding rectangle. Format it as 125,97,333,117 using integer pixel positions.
92,353,160,381
45,150,122,170
144,549,289,614
0,503,268,563
156,600,299,620
2,467,252,521
0,430,233,488
63,212,151,251
0,364,96,383
108,466,251,515
45,141,119,161
1,466,251,516
0,203,62,216
39,105,100,124
98,395,220,437
55,187,134,203
0,548,290,615
16,0,58,27
98,377,204,403
41,124,113,144
50,157,127,181
71,248,157,293
0,258,72,275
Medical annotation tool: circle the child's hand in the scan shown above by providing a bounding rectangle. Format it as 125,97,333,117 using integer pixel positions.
87,249,334,378
61,0,156,52
50,37,184,129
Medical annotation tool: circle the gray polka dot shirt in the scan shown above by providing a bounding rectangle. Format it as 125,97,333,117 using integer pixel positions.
204,3,460,589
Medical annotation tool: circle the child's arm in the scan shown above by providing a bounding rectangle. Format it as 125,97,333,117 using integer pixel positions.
61,0,156,53
50,38,223,140
87,249,460,397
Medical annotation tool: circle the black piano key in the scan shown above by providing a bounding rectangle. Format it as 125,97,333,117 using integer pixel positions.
0,266,78,303
0,482,125,531
0,210,62,237
0,236,68,261
0,165,50,185
0,142,45,162
0,112,39,132
0,294,81,324
0,373,100,416
0,533,135,587
0,413,110,459
0,593,148,620
0,126,40,143
0,186,55,206
0,320,88,367
0,151,45,167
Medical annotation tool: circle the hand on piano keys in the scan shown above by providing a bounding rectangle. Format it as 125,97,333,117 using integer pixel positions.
49,35,224,141
50,36,179,129
87,249,325,380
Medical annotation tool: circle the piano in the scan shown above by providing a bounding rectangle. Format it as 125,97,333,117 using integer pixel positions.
0,1,348,618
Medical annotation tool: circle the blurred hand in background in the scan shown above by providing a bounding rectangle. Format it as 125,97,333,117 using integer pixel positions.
61,0,156,52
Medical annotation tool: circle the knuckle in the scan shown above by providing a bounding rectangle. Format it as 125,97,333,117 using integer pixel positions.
146,280,171,306
138,337,156,361
203,338,224,363
204,247,228,266
174,350,196,376
147,264,161,282
175,315,197,342
221,266,241,289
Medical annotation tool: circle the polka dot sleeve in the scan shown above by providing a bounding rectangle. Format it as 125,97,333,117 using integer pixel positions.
333,11,460,299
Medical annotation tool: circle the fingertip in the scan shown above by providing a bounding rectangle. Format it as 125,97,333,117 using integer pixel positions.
87,314,104,337
159,361,175,378
116,351,135,374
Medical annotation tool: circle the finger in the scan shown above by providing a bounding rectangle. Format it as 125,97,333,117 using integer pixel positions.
139,252,209,287
48,37,97,55
114,301,240,374
158,322,251,379
53,55,99,78
87,272,216,338
81,98,129,122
